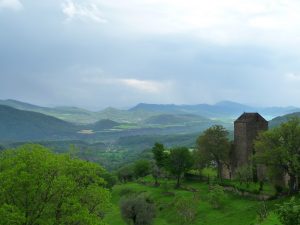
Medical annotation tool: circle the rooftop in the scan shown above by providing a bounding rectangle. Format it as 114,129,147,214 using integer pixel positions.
235,113,267,123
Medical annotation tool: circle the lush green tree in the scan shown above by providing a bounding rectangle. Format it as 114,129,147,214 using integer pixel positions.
134,160,151,178
0,144,111,225
120,194,155,225
255,118,300,193
196,125,230,180
117,164,135,183
276,197,300,225
100,171,117,189
152,142,167,169
167,147,194,188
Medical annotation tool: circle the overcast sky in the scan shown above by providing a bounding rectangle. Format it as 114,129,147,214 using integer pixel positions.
1,0,300,109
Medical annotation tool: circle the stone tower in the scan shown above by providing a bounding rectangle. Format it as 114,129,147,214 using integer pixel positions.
232,113,268,180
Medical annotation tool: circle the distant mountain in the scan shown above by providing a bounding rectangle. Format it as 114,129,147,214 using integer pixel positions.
0,105,78,141
0,99,95,124
144,114,210,125
1,99,299,125
130,101,300,120
269,112,300,128
89,119,121,130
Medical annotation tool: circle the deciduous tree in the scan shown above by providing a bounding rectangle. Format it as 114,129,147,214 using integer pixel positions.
167,147,193,188
255,118,300,193
196,125,230,180
0,144,111,225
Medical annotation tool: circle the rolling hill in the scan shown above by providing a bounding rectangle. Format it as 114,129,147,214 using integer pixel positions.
269,112,300,128
1,99,298,125
144,114,211,125
89,119,121,130
130,101,300,120
0,105,79,141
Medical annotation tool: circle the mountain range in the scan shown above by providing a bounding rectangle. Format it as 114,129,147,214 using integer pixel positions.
0,99,299,142
1,99,299,124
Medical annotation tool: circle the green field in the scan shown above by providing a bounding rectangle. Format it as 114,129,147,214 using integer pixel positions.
104,178,282,225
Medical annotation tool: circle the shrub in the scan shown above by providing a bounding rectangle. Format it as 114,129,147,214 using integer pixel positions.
119,187,136,197
134,160,151,178
120,194,155,225
208,185,227,209
174,197,198,224
276,197,300,225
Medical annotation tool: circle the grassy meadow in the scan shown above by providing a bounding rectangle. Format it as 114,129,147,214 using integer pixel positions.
104,177,283,225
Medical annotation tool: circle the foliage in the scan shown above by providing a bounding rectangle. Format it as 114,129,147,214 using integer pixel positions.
134,160,151,178
276,197,300,225
0,204,25,225
174,197,198,224
101,171,118,189
193,148,210,174
235,165,253,187
117,164,135,183
208,185,227,209
196,125,231,180
119,187,137,197
120,194,155,225
255,118,300,193
167,147,194,188
0,144,111,225
256,201,269,223
152,142,167,169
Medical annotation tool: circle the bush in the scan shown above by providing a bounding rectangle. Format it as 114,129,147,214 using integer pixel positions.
101,172,117,189
117,164,135,183
134,160,151,178
208,185,227,209
120,194,155,225
174,197,198,224
276,197,300,225
119,187,136,197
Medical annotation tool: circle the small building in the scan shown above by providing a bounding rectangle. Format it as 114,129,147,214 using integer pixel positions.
231,113,268,180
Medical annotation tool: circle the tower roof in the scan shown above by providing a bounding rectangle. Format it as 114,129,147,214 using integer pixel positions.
235,113,267,123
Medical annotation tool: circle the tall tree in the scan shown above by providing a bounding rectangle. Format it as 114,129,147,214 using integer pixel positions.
152,142,167,169
167,147,193,188
134,160,151,178
255,118,300,193
196,125,230,180
0,144,111,225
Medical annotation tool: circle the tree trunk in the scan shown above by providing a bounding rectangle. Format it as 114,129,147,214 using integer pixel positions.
289,174,298,194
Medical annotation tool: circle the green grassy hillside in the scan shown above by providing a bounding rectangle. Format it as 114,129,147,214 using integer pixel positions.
104,178,283,225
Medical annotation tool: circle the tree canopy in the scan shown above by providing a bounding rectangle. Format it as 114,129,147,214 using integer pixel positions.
167,147,193,188
196,125,230,180
255,118,300,193
0,144,111,225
